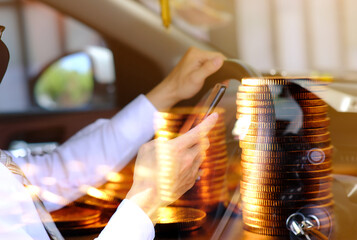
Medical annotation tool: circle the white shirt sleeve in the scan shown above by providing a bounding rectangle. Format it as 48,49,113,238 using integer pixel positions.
96,199,155,240
1,94,158,240
12,94,157,211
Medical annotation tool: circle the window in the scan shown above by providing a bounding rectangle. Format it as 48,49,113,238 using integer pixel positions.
0,0,108,112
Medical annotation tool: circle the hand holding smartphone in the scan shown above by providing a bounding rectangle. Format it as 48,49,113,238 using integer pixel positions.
179,83,226,134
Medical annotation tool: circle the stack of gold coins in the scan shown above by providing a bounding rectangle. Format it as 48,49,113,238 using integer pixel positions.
50,205,108,235
237,77,334,237
74,165,135,213
155,107,229,213
99,165,134,201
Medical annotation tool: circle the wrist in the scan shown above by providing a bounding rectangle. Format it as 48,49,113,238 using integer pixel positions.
126,188,163,225
146,79,178,110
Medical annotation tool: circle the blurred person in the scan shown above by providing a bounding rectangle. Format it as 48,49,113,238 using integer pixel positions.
0,29,225,240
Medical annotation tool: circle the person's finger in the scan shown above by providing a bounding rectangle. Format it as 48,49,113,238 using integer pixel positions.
190,55,225,81
175,112,218,148
179,153,202,191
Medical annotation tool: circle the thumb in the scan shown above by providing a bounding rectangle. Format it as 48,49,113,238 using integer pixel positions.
191,57,224,81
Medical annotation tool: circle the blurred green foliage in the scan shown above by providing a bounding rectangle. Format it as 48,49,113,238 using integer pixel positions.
35,62,93,109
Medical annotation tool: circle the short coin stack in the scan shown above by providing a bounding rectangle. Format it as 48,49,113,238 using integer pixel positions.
237,77,334,237
51,205,108,235
155,107,229,213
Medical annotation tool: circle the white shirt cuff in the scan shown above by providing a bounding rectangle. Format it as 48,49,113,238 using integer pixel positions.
96,199,155,240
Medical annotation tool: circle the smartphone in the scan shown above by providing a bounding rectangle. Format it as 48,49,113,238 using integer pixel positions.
179,83,226,134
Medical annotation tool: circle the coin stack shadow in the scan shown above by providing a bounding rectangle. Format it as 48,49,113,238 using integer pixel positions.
154,107,229,213
237,78,334,237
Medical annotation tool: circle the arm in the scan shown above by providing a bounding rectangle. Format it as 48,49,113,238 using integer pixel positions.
12,94,157,211
11,47,224,212
12,47,224,239
146,46,225,110
96,113,218,240
97,48,224,240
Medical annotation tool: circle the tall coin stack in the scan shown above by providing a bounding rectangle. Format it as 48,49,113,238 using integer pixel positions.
155,107,229,213
237,77,334,237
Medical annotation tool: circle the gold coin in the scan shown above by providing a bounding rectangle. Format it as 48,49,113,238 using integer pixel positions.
201,157,228,165
241,132,330,144
242,215,332,229
240,188,331,200
241,229,290,240
236,99,326,107
51,205,101,227
155,207,206,232
193,180,226,189
243,216,289,228
171,200,225,212
242,127,329,136
241,77,330,86
237,104,328,115
178,191,227,201
157,177,226,191
195,175,226,183
242,209,331,222
100,188,129,201
101,182,133,191
204,150,228,159
244,118,330,130
242,168,332,179
205,145,227,156
236,112,328,122
239,85,327,94
198,168,227,178
242,175,333,185
74,195,119,211
239,140,331,151
240,181,332,193
154,119,225,129
241,145,333,158
155,119,226,131
185,183,227,193
155,125,226,138
155,112,189,120
174,194,227,205
207,135,227,145
237,91,322,100
241,160,332,172
241,193,333,206
179,191,228,201
242,201,334,214
243,223,290,236
243,223,333,237
57,215,110,235
157,106,225,116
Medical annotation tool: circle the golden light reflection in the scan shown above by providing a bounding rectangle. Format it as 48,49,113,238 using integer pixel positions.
41,190,70,206
232,114,251,140
157,207,175,222
106,172,125,183
25,184,41,196
81,185,117,202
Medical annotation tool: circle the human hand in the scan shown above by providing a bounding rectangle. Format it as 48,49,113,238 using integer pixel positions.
125,112,218,224
146,47,225,110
